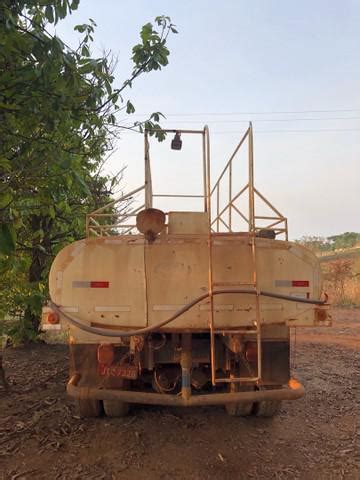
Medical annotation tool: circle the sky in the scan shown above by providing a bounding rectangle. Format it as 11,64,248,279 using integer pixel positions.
55,0,360,239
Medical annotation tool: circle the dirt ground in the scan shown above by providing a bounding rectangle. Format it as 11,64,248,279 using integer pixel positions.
0,308,359,480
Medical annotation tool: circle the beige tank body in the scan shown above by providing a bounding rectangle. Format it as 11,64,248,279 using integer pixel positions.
49,232,322,342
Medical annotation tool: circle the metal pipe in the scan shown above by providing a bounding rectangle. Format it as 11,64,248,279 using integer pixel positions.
145,128,204,134
67,375,305,406
181,334,192,400
248,122,255,233
144,131,152,208
210,127,250,195
153,194,204,198
204,125,216,385
202,130,207,212
50,289,327,338
89,185,145,215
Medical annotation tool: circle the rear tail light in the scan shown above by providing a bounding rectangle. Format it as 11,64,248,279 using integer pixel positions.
245,342,258,363
47,311,59,324
97,344,114,366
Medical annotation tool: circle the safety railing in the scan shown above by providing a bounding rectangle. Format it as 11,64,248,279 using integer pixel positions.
86,127,210,237
86,124,287,240
86,185,145,237
210,124,288,239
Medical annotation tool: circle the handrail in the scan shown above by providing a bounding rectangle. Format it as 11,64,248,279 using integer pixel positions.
86,185,146,237
210,127,250,195
210,124,288,239
86,124,288,240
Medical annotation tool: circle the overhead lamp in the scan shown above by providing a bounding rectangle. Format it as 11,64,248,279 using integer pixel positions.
171,132,182,150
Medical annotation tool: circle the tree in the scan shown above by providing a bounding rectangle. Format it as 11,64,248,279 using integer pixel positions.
296,236,329,254
328,232,360,251
326,259,354,303
0,1,177,341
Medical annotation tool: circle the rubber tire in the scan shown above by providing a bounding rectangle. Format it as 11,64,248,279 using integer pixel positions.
75,398,102,418
103,399,129,417
225,401,253,417
225,383,254,417
254,399,281,417
254,384,282,417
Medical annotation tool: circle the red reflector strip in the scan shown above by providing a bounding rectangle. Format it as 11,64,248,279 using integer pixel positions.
292,280,309,287
90,281,109,288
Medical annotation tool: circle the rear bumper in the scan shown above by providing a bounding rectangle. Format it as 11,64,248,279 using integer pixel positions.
67,375,304,407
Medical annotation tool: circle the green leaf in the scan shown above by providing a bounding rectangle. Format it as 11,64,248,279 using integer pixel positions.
74,171,91,196
48,205,56,219
126,100,135,114
140,23,153,42
0,158,11,171
0,192,12,209
0,101,20,111
45,6,54,24
0,224,16,256
81,44,90,57
13,216,23,229
70,0,80,10
74,24,87,33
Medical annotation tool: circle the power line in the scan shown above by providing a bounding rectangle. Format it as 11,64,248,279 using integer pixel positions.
131,108,360,117
153,117,360,124
119,127,360,135
212,128,360,134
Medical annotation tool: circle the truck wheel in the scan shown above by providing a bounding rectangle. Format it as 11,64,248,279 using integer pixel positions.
75,398,102,418
103,400,129,417
254,399,281,417
254,386,281,417
225,401,253,417
225,383,254,417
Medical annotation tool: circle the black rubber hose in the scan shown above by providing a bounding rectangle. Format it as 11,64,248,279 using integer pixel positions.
49,289,327,338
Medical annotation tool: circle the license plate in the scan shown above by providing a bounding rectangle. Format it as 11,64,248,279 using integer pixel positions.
98,364,138,380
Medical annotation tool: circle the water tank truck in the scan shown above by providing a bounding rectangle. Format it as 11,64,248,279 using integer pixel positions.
42,124,330,417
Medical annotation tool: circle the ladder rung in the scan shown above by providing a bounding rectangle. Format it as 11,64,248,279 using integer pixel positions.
209,228,262,386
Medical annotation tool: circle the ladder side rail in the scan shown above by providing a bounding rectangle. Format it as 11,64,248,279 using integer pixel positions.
248,123,262,382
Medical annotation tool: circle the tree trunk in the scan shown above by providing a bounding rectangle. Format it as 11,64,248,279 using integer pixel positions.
25,215,53,333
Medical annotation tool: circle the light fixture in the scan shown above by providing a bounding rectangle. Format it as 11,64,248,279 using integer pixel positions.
171,132,182,150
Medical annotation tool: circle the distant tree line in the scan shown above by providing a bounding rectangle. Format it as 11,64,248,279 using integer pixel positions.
296,232,360,254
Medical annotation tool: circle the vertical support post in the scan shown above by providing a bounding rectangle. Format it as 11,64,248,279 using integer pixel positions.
204,126,216,386
216,184,220,232
202,131,207,212
248,122,262,381
248,122,255,234
144,130,152,209
181,334,192,401
229,161,232,231
250,235,262,381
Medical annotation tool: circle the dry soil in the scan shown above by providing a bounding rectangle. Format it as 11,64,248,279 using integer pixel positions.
0,308,359,480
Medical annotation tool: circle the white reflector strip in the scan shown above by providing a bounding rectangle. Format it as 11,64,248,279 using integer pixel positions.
94,306,130,312
153,305,186,311
72,281,90,288
42,324,61,330
199,304,233,311
72,281,109,288
275,280,292,287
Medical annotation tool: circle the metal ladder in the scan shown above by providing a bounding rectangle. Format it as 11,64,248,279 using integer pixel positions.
208,233,262,386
